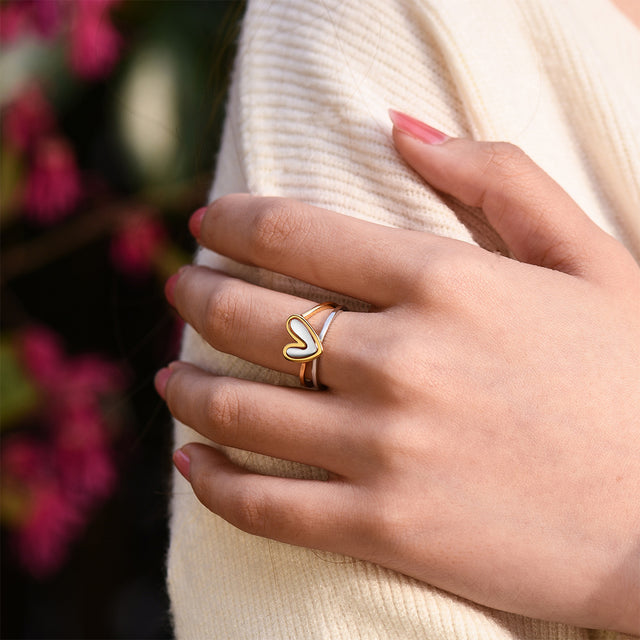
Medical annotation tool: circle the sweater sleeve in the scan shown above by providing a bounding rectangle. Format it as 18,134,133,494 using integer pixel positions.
168,1,639,638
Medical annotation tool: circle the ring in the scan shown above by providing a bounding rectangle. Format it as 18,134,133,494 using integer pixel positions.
282,302,342,389
309,306,343,389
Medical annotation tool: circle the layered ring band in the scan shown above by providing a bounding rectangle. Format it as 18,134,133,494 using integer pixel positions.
282,302,343,389
309,306,343,389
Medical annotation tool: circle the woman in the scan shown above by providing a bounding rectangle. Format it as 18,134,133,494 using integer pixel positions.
158,0,640,637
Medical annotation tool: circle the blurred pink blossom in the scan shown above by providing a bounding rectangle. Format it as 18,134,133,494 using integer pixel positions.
110,211,168,277
77,0,121,10
0,2,31,45
5,326,127,578
16,484,82,578
52,402,106,449
56,444,116,507
24,137,82,224
1,436,49,484
21,326,123,403
69,0,122,79
2,83,56,153
0,0,63,44
31,0,63,39
20,325,66,388
63,354,124,398
52,402,117,508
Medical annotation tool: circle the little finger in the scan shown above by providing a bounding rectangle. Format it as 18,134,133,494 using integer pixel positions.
174,443,362,554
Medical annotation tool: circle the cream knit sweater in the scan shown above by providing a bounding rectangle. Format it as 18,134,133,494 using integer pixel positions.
168,0,640,638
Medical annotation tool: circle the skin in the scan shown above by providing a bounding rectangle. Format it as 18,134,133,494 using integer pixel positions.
611,0,640,29
156,126,640,634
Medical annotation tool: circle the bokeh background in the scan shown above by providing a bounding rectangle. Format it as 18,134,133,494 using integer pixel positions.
1,1,245,637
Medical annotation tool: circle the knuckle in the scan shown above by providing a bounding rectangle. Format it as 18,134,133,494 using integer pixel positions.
415,251,451,298
474,141,536,213
204,382,240,441
406,244,473,303
190,463,218,505
360,335,418,405
365,328,447,408
482,141,529,175
204,279,241,342
249,198,305,264
229,484,271,537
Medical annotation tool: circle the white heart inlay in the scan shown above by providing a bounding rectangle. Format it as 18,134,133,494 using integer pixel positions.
283,315,323,363
286,318,318,359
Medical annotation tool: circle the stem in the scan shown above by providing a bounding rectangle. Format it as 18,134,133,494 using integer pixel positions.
0,173,210,284
1,204,127,284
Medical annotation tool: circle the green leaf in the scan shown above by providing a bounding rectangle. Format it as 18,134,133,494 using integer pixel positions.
0,145,25,226
0,339,40,430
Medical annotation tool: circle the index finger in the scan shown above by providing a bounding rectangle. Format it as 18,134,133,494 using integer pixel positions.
191,194,429,308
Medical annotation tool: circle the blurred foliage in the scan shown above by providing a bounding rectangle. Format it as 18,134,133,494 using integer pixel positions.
0,1,245,637
0,338,39,427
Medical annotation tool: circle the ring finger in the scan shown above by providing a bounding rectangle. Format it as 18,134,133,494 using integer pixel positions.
167,265,367,389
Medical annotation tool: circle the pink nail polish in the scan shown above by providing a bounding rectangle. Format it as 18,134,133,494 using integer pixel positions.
173,449,191,481
154,367,171,398
164,273,179,306
189,207,207,238
388,109,449,145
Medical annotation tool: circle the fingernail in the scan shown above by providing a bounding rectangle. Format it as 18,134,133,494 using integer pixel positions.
154,367,171,398
389,109,449,145
189,207,207,239
173,448,191,481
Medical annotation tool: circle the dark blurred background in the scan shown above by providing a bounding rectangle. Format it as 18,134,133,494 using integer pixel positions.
1,2,245,637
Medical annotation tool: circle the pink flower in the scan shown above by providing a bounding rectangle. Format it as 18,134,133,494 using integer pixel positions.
0,2,31,44
52,402,106,449
30,0,63,39
2,83,56,153
77,0,121,10
110,210,168,278
69,0,122,79
46,357,125,417
20,325,124,406
1,436,49,484
4,325,126,579
24,137,81,224
16,484,81,578
20,325,66,389
64,354,124,397
55,444,116,508
0,0,63,44
50,403,117,517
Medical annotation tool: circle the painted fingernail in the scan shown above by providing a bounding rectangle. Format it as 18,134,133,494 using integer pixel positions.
388,109,449,145
189,207,207,239
173,448,191,481
154,367,171,399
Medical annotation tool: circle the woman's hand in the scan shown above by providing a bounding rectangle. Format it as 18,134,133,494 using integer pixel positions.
156,112,640,634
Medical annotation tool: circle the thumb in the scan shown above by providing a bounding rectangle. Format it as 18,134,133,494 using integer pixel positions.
389,109,620,277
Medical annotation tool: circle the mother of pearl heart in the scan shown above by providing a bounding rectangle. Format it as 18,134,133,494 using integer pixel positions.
283,315,323,362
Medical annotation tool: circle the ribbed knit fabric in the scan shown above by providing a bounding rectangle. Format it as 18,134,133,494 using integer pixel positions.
168,1,640,637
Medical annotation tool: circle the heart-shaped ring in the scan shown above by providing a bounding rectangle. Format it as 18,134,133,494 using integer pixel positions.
282,302,341,388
